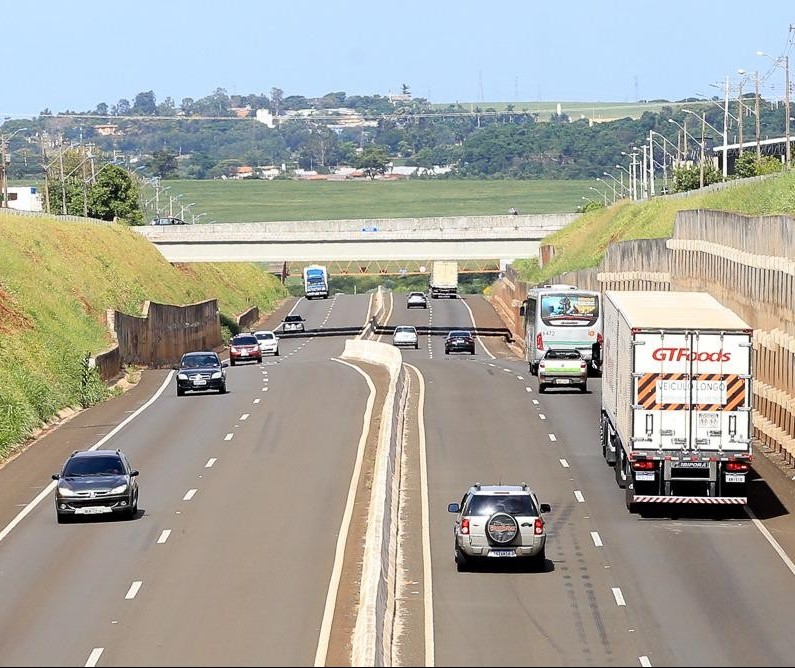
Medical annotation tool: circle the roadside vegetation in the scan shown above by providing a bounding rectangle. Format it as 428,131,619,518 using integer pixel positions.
0,213,288,461
513,171,795,283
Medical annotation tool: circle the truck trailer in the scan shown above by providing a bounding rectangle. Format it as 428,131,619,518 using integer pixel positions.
429,261,458,298
303,264,329,299
599,291,753,513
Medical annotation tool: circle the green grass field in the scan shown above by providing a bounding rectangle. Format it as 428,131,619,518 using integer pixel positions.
151,179,594,223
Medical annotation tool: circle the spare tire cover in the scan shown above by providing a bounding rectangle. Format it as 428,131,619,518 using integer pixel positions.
486,512,518,544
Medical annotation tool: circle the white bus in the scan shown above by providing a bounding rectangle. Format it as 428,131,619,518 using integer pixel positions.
520,284,603,376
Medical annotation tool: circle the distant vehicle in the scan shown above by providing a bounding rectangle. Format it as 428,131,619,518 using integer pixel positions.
149,216,187,225
303,264,329,299
406,292,428,309
52,449,140,523
174,351,228,395
282,314,306,333
445,330,475,355
429,261,458,299
229,333,262,365
447,482,551,572
520,284,602,376
253,330,280,356
392,325,419,349
537,348,588,393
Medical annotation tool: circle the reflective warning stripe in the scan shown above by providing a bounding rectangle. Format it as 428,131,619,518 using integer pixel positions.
636,373,745,411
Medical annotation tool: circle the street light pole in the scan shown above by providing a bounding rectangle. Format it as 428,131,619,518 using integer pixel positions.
0,127,29,208
589,186,608,206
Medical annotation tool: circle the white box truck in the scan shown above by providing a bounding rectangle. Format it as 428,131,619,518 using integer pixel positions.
599,291,753,513
303,264,329,299
429,261,458,298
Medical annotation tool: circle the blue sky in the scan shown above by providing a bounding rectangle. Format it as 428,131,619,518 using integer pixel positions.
2,1,793,119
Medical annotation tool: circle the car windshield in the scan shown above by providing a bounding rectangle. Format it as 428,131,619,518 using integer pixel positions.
256,332,274,340
285,316,301,322
63,455,124,477
465,495,537,516
182,355,218,368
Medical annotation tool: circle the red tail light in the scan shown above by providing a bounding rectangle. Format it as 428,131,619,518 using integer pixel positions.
461,518,470,535
534,518,544,535
632,460,655,471
536,333,544,350
726,461,749,473
597,332,603,345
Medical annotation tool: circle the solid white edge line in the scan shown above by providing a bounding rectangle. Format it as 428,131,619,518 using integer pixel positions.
458,296,496,360
405,362,435,667
747,508,795,576
314,358,376,667
85,647,104,667
356,292,375,340
0,372,174,546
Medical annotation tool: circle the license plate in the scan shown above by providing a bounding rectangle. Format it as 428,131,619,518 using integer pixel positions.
75,506,112,515
725,473,746,483
193,379,207,386
241,351,248,356
635,471,655,481
555,378,571,384
488,549,517,558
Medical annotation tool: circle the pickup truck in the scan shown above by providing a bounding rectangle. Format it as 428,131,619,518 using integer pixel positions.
537,349,588,393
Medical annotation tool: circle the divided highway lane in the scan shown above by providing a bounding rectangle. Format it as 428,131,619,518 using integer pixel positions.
0,294,376,667
392,291,795,666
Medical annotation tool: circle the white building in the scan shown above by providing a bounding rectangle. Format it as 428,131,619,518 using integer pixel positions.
6,186,43,212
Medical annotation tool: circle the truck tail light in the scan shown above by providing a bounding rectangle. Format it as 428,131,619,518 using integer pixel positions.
597,332,603,345
726,461,749,473
580,361,587,371
536,333,544,350
460,518,470,535
632,460,655,471
534,518,544,535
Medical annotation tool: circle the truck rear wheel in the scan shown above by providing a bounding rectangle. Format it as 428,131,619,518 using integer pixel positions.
625,467,637,513
615,447,626,489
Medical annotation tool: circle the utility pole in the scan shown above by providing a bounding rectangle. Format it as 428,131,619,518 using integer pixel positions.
737,78,744,155
755,71,762,159
722,75,730,178
700,112,706,189
648,130,655,197
786,52,791,168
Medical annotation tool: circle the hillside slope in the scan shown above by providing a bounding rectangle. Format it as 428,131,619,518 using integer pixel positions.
0,213,288,459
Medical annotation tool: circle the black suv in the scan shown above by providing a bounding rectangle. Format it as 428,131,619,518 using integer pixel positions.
53,449,139,522
174,351,228,395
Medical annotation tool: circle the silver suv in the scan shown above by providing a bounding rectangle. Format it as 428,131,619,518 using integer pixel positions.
447,483,551,571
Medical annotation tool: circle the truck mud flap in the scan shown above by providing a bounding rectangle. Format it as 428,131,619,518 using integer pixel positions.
630,495,747,505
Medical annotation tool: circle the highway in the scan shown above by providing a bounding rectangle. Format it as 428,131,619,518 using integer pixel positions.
1,292,795,666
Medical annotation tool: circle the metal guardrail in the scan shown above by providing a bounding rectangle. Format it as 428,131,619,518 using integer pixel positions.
275,320,513,342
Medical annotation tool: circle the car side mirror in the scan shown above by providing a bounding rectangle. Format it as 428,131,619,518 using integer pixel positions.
447,503,460,513
540,503,551,513
222,362,229,368
519,305,526,317
52,474,60,481
130,470,139,477
172,365,180,370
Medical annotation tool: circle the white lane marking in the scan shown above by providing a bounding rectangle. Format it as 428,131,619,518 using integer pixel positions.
253,398,261,404
548,433,557,442
183,489,197,501
539,414,546,420
525,387,532,392
516,375,524,380
85,648,104,667
502,367,512,373
560,459,570,468
405,363,435,667
157,530,171,544
574,490,585,503
747,507,795,576
376,291,394,343
125,581,142,600
240,413,249,421
205,458,217,468
458,296,496,360
639,656,652,667
0,372,174,546
224,433,234,441
590,532,603,547
315,359,377,667
532,399,539,405
612,587,626,606
488,363,496,367
262,387,269,392
356,292,376,340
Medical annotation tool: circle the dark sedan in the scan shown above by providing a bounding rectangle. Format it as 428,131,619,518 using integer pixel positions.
445,330,476,355
174,351,228,395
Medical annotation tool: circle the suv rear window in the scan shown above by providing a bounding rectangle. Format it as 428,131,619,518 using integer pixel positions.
465,495,537,516
232,335,258,345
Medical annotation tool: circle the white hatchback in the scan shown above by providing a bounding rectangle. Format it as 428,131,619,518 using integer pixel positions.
253,330,280,356
392,325,419,349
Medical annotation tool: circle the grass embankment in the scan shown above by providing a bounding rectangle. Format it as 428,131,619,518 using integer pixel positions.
0,214,288,459
514,171,795,283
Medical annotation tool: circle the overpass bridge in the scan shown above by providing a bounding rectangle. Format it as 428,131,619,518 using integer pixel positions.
135,214,575,275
